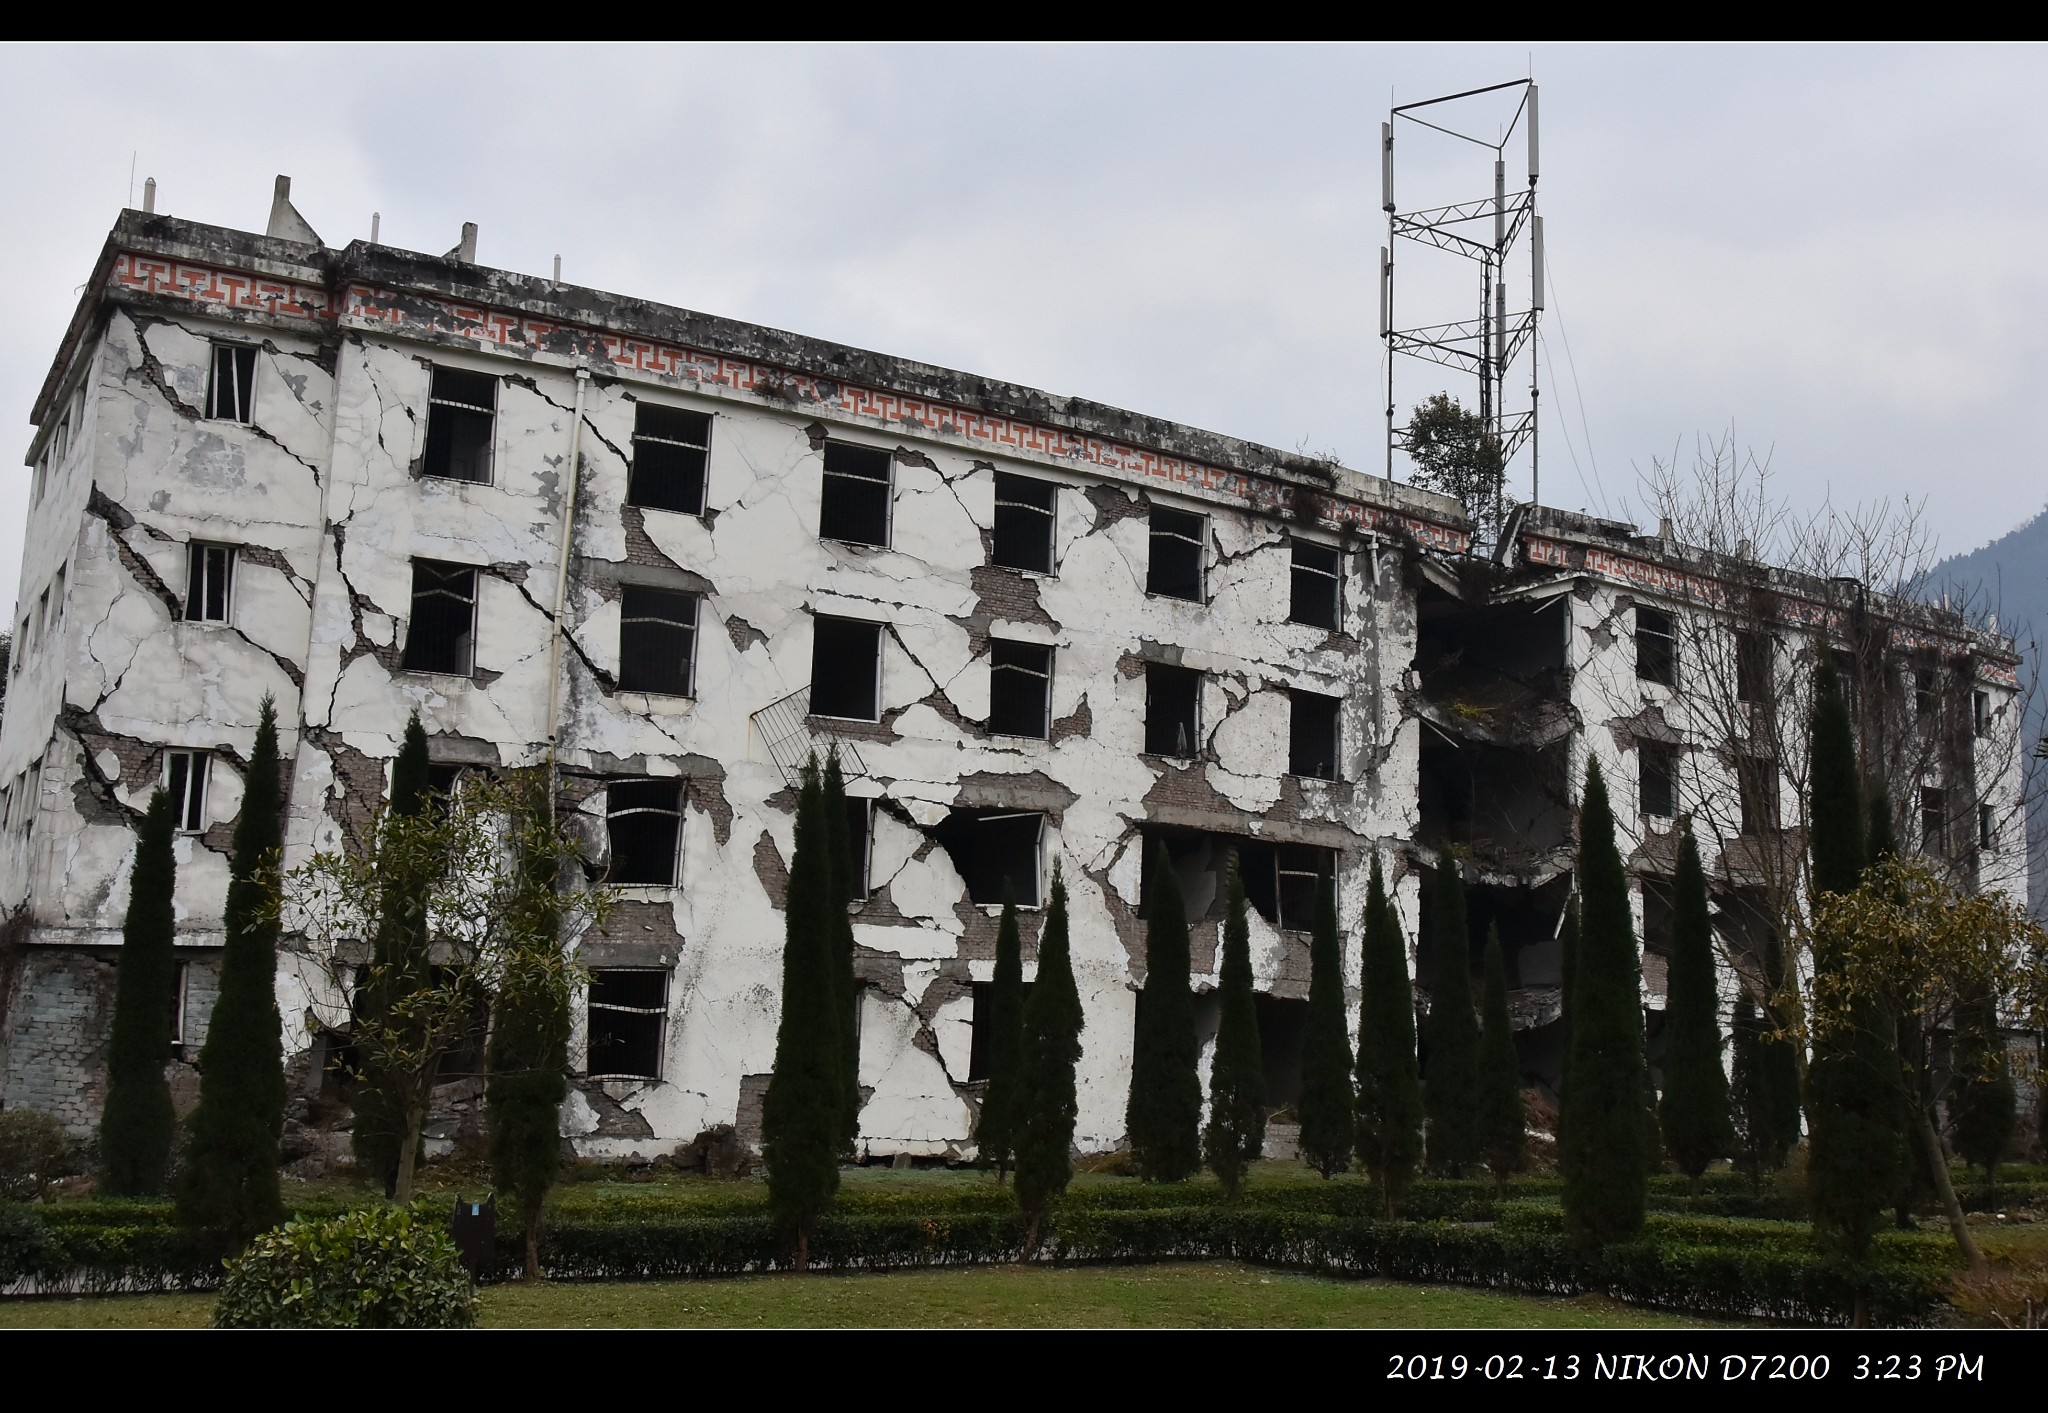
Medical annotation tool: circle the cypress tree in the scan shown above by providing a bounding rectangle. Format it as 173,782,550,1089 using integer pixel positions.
1423,857,1481,1176
1758,929,1803,1168
974,889,1026,1182
1949,989,2015,1190
1559,757,1649,1248
1296,859,1354,1177
486,776,572,1280
1729,992,1769,1191
762,760,842,1270
820,748,863,1150
1659,824,1732,1194
1869,785,1932,1227
1804,662,1902,1282
177,696,287,1260
1477,923,1526,1196
1556,894,1580,1100
1015,860,1084,1254
1126,841,1200,1182
1203,855,1265,1198
353,712,432,1192
100,789,179,1196
1355,854,1423,1218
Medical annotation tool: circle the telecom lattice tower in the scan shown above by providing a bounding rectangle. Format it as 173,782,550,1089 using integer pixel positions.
1380,79,1544,529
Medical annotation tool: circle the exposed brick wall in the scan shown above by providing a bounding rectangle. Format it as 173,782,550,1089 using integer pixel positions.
1,948,115,1134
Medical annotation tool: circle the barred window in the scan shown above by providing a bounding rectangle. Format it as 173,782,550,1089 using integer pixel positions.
1290,541,1341,630
166,750,208,833
422,366,496,484
992,473,1057,574
401,561,478,676
820,442,892,547
1147,507,1205,602
988,639,1052,739
628,403,711,515
185,543,236,623
617,585,698,697
206,343,256,423
607,779,683,887
586,969,667,1082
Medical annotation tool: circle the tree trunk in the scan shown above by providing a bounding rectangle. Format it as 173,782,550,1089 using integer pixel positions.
1022,1210,1044,1262
393,1100,426,1205
1916,1103,1987,1275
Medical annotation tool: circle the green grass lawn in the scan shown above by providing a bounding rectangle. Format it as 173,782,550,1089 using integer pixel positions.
0,1261,1728,1330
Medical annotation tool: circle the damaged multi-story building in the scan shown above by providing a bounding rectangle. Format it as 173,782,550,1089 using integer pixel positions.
0,179,2024,1162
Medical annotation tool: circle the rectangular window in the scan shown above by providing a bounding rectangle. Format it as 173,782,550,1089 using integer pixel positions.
1980,803,1996,851
1147,507,1206,602
810,615,882,721
820,442,892,547
1738,757,1779,837
32,452,47,508
1920,785,1947,856
988,639,1052,739
628,403,711,515
50,565,65,633
934,808,1043,906
206,343,256,423
992,473,1057,574
1639,741,1677,818
1288,689,1340,781
1635,605,1676,686
400,561,478,676
1289,541,1341,630
421,366,496,484
1735,630,1771,704
35,590,49,648
606,780,683,887
166,750,208,832
845,796,872,901
617,585,698,697
1973,690,1991,738
184,543,236,623
1913,666,1937,717
585,968,668,1081
52,415,69,463
1144,662,1201,758
1269,843,1332,933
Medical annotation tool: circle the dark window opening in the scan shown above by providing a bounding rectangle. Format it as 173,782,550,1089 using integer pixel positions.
1639,741,1677,818
1738,757,1779,837
1973,690,1992,738
1831,646,1860,701
1979,803,1996,850
1146,506,1205,601
607,779,683,887
170,961,189,1050
628,403,711,515
206,343,256,422
1255,995,1308,1107
988,639,1052,739
1289,541,1341,630
1735,631,1771,704
1144,661,1201,757
424,763,467,804
1641,878,1675,956
166,750,208,833
1288,689,1340,781
934,809,1043,906
845,797,871,901
586,968,667,1081
820,442,892,547
810,615,882,721
401,560,478,676
992,473,1056,574
184,542,235,623
618,585,698,696
1232,840,1332,933
1635,605,1676,686
422,366,497,484
968,979,1036,1081
1920,785,1947,856
1913,665,1937,717
1139,829,1226,923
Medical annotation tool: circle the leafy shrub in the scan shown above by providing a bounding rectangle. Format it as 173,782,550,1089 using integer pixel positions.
0,1109,79,1200
0,1202,52,1284
212,1207,477,1328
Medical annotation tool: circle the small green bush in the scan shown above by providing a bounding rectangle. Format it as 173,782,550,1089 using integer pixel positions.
0,1202,52,1284
0,1109,78,1200
212,1207,477,1328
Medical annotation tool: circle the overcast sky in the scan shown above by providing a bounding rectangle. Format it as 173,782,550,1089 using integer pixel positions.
2,42,2043,614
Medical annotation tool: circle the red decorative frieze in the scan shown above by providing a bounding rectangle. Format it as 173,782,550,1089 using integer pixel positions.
110,252,328,321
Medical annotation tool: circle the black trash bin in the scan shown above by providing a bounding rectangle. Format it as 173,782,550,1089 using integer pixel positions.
452,1194,496,1280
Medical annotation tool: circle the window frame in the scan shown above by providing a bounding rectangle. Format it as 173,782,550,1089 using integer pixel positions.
1912,665,1937,718
165,749,209,833
819,440,894,549
1734,629,1771,704
170,960,189,1050
585,967,669,1083
1287,688,1341,782
604,779,685,889
1737,756,1779,837
627,401,712,516
616,584,700,698
809,614,884,723
991,472,1058,574
1972,689,1991,738
1146,506,1208,603
205,342,257,424
987,638,1054,740
420,365,498,485
1638,740,1678,819
1635,604,1677,687
184,542,237,624
845,796,872,902
1979,802,1996,851
1920,785,1948,857
400,559,481,678
1288,540,1342,631
1143,661,1203,759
